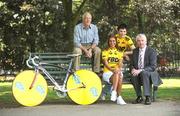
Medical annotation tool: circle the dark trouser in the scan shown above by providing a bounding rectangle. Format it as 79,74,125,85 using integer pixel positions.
131,71,151,97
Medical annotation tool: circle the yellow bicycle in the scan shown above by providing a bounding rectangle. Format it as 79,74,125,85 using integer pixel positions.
12,54,102,106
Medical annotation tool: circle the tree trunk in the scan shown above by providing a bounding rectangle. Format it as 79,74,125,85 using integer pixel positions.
62,0,73,52
136,10,145,33
136,0,145,33
62,0,88,52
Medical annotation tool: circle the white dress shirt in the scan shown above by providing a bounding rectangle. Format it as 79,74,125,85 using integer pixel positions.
138,46,147,69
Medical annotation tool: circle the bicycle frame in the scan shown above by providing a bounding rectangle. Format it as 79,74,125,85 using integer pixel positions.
27,56,84,93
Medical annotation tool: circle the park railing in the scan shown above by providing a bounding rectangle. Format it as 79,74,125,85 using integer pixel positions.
157,44,180,77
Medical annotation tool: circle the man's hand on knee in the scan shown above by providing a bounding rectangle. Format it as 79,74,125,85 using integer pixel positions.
87,48,92,58
131,68,142,76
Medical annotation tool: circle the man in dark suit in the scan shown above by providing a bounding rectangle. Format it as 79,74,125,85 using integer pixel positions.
131,34,162,105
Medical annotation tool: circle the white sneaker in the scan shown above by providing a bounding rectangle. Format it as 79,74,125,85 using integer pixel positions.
117,96,126,105
111,90,117,101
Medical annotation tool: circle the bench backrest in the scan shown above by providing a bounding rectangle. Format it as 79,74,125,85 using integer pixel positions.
29,53,132,84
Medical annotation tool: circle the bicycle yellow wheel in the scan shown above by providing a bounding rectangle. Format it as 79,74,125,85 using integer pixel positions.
12,70,48,107
67,70,102,105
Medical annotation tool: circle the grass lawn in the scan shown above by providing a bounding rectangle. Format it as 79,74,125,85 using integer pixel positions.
122,78,180,101
0,77,180,107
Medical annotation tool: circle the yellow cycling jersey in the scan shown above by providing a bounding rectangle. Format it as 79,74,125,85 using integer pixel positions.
102,48,123,72
115,34,134,52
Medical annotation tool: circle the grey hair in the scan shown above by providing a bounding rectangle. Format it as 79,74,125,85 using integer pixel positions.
82,12,92,20
136,33,147,42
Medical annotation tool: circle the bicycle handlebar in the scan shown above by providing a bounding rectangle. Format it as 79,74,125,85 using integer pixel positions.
26,56,40,68
26,59,33,68
26,54,81,69
32,56,39,66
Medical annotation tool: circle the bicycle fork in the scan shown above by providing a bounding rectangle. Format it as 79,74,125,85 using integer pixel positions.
29,68,40,90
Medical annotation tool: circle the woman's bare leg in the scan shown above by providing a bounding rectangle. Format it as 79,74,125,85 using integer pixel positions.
117,76,123,96
110,73,119,91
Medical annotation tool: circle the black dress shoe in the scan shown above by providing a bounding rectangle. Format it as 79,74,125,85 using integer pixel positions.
145,96,151,105
132,96,143,104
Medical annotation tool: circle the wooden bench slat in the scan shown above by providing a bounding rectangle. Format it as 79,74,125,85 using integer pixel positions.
38,56,69,59
40,60,70,64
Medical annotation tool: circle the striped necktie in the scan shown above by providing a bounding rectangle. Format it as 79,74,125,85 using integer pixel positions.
138,49,143,69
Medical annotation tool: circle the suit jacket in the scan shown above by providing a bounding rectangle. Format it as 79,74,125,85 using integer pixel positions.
131,46,162,86
131,46,157,72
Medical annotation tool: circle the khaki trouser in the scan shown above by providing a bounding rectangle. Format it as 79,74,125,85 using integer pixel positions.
73,45,101,73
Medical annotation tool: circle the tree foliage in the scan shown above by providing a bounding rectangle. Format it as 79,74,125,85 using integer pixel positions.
0,0,179,71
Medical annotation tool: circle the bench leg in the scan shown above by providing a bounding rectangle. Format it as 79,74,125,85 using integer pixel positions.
101,82,112,100
152,86,158,102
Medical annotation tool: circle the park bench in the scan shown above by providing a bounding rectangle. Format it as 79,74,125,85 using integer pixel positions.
29,52,131,82
29,52,92,83
29,52,158,101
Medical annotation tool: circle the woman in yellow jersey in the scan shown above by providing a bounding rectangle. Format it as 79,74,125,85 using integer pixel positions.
102,36,126,105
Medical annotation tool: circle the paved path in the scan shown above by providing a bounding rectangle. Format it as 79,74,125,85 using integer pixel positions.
1,100,180,116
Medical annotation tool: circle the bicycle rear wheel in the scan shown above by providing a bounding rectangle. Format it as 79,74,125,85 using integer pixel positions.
67,70,102,105
12,70,48,106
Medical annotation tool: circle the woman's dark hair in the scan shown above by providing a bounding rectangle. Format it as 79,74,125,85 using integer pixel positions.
107,35,118,48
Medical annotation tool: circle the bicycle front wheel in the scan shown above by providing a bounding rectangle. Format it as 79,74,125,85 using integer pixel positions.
12,70,48,107
67,70,102,105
